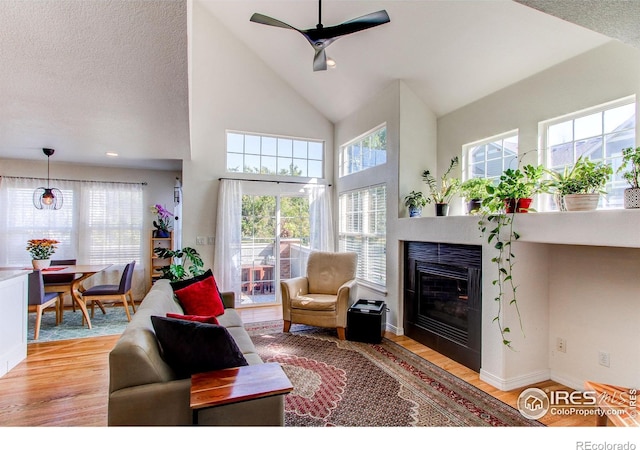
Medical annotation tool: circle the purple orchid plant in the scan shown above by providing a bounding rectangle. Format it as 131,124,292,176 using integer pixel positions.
151,204,173,231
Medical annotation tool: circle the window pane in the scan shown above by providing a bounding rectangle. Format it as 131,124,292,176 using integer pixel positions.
292,158,307,177
308,160,323,178
245,154,260,172
575,137,602,160
262,137,277,156
574,112,602,140
308,142,323,160
605,129,635,158
277,138,292,157
227,133,244,153
293,140,307,159
548,120,573,146
549,143,573,168
261,156,277,174
340,126,387,177
245,135,261,155
227,153,243,172
604,103,635,133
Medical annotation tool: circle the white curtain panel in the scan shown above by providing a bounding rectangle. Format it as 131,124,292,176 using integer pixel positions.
308,184,335,252
214,179,242,300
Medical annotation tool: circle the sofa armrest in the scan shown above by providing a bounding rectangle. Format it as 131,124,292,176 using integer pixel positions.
221,291,235,309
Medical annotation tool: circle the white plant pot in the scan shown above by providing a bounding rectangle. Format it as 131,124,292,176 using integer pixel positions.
623,187,640,209
563,193,600,211
32,259,51,270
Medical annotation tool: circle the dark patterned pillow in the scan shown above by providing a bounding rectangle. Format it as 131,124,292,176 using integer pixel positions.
151,316,248,379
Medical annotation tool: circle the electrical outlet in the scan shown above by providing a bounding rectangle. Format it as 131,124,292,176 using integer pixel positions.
556,337,566,353
598,351,610,367
207,236,214,245
196,236,205,245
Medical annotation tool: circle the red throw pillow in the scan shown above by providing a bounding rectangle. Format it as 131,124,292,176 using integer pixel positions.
174,275,225,317
166,313,219,325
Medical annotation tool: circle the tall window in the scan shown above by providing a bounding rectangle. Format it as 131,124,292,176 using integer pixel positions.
339,125,387,177
240,193,310,307
463,131,518,181
0,177,143,266
338,185,386,287
541,96,636,209
226,131,324,178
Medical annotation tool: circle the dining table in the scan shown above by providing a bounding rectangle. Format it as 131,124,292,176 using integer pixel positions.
43,264,112,329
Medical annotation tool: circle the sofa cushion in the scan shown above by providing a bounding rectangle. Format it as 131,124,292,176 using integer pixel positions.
173,274,225,317
167,313,219,325
151,316,248,379
171,269,223,305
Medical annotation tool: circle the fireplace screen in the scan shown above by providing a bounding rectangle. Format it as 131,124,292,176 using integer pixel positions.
418,264,469,333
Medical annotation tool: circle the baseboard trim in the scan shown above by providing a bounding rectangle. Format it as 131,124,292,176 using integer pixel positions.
480,368,550,391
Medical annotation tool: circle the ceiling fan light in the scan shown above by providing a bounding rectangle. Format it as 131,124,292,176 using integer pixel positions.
326,57,336,68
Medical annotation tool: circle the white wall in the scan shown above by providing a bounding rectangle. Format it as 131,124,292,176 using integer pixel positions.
436,40,640,388
334,80,437,332
185,1,334,281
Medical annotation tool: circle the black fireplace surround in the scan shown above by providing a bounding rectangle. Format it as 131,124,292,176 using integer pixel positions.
404,242,482,372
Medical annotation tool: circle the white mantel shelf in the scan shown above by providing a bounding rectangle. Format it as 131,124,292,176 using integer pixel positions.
397,208,640,249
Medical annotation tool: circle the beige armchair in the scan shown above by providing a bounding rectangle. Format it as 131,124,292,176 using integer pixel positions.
280,251,358,340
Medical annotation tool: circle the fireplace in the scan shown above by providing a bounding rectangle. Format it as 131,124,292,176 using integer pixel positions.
404,242,481,371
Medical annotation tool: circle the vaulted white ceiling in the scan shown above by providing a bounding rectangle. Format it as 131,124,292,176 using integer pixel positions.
0,1,628,170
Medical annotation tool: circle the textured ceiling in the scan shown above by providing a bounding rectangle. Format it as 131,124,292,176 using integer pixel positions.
0,0,188,170
0,1,623,170
515,0,640,50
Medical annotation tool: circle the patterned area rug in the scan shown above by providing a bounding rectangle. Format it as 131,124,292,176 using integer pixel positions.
27,306,130,343
246,321,543,427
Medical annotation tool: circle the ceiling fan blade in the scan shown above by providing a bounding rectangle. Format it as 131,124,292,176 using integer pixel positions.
306,10,390,42
250,13,299,31
313,48,327,72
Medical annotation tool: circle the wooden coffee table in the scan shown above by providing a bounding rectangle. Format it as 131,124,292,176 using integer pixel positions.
190,362,293,425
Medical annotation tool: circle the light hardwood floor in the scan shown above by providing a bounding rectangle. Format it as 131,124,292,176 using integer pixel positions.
0,304,595,427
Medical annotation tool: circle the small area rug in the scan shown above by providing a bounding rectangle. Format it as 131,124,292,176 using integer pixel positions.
27,306,130,343
246,321,542,427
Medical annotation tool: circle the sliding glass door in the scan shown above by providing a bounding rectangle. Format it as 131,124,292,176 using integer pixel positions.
240,193,310,307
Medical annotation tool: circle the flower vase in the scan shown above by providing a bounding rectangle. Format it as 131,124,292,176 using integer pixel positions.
32,259,51,270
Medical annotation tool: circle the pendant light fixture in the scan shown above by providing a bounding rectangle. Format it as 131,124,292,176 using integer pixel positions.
33,148,63,210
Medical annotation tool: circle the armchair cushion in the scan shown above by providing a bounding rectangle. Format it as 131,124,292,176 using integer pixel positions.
290,294,337,311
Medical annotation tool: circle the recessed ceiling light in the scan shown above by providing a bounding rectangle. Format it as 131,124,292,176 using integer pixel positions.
106,152,119,157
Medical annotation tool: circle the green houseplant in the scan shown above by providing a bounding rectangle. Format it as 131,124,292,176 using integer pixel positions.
421,156,460,216
459,178,493,214
548,157,612,211
153,246,204,282
617,146,640,209
404,191,427,217
478,163,547,348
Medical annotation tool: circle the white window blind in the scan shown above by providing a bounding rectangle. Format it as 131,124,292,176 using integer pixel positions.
0,177,143,266
338,184,386,287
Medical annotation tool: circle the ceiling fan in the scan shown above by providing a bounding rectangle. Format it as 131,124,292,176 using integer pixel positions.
250,0,390,71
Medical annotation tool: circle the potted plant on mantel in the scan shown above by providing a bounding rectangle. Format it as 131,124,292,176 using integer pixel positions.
617,146,640,209
404,191,427,217
459,177,493,215
421,157,460,216
478,163,547,348
547,156,613,211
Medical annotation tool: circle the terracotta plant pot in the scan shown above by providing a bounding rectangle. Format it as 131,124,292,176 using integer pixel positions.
504,198,532,213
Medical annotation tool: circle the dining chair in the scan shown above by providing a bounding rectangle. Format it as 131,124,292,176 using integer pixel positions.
29,270,63,340
81,261,137,322
43,258,80,320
